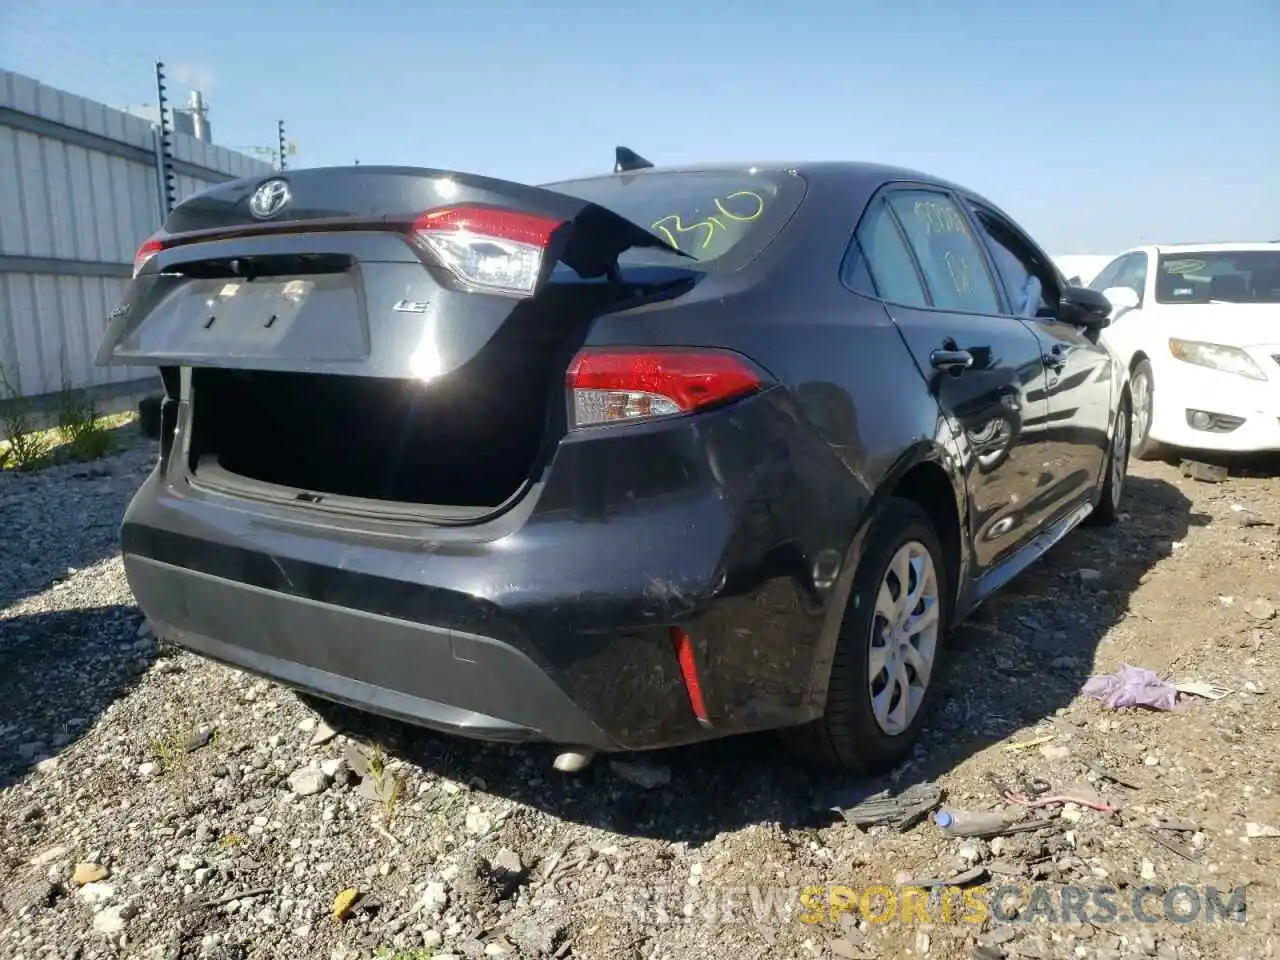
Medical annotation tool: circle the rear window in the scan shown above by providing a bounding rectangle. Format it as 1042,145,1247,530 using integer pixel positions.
1155,250,1280,304
542,170,805,266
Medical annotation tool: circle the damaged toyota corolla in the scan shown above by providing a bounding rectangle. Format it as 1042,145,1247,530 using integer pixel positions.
99,150,1129,774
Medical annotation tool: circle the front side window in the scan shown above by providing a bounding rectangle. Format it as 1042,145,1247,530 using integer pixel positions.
1113,253,1149,300
844,199,928,307
969,204,1059,319
1154,250,1280,304
1091,252,1149,305
886,190,1001,314
1088,255,1128,294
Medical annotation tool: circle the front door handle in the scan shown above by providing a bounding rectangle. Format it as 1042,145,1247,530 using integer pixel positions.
930,348,974,372
1043,345,1067,371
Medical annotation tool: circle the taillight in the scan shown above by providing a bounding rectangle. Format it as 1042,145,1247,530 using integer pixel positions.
565,347,765,428
133,236,165,278
409,205,564,297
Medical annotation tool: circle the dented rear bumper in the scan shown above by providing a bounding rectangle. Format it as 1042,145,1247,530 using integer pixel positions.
120,387,858,751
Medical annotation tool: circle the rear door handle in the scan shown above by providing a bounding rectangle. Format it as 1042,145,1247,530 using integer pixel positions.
930,348,974,372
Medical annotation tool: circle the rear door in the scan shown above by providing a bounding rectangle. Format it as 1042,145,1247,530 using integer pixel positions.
965,200,1114,509
846,187,1052,571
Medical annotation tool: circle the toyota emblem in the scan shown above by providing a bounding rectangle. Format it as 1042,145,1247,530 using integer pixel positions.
248,178,291,219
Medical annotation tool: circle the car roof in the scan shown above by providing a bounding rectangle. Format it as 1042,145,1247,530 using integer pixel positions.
541,160,1029,238
1151,241,1280,254
542,160,982,198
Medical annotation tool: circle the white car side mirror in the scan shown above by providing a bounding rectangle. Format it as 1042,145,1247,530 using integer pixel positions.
1102,286,1140,316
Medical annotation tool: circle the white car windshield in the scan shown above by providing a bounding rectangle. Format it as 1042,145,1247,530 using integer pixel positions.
1155,250,1280,304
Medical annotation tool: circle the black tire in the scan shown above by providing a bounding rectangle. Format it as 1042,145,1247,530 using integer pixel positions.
779,497,950,775
1086,390,1130,527
1129,359,1166,461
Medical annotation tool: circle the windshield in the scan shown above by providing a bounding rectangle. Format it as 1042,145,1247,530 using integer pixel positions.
1155,250,1280,304
542,170,805,266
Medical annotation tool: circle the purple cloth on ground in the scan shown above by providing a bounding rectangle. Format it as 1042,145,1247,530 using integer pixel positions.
1081,663,1177,711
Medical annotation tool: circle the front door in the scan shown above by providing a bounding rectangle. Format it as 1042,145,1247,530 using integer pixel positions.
850,187,1053,572
965,201,1115,513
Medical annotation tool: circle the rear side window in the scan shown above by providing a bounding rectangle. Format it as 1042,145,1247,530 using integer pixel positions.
845,200,928,306
886,190,1002,314
543,170,804,266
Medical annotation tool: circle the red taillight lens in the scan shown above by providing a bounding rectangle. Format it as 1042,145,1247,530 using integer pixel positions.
133,237,165,278
565,347,764,428
409,205,564,297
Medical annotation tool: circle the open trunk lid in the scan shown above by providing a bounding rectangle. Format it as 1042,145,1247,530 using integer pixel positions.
100,164,800,523
96,165,688,380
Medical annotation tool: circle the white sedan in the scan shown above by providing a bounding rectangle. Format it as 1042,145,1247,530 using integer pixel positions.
1090,242,1280,458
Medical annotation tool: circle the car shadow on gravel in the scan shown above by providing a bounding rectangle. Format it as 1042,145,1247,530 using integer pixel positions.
0,604,156,790
310,474,1197,846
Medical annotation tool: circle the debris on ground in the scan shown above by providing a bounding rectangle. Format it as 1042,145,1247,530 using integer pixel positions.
1174,679,1233,700
331,887,361,922
1230,503,1274,527
1181,458,1228,482
1081,663,1178,710
825,781,943,830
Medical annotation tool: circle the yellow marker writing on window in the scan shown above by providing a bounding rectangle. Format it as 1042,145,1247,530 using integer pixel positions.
913,200,969,237
651,190,767,253
714,190,765,222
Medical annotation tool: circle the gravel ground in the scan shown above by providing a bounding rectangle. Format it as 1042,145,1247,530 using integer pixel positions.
1,434,1278,960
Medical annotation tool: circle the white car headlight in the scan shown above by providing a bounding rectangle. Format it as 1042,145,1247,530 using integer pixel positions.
1167,339,1267,381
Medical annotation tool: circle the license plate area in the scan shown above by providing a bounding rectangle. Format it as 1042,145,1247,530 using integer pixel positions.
111,273,370,363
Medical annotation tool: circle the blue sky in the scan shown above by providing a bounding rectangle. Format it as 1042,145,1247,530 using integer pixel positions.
2,0,1276,252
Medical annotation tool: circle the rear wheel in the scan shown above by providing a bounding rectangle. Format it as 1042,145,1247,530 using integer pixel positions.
1129,359,1166,461
780,498,948,774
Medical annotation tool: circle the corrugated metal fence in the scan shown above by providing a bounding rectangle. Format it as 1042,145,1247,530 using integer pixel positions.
0,68,273,402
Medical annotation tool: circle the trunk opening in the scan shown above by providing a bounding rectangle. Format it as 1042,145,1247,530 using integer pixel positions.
184,276,685,520
188,366,553,516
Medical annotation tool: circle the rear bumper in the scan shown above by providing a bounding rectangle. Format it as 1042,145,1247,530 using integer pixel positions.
126,554,616,746
121,389,866,751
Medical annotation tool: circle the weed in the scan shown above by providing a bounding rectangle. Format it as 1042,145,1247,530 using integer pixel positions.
373,948,433,960
218,834,245,849
151,736,180,771
0,364,50,471
366,743,407,829
55,371,112,461
368,742,387,780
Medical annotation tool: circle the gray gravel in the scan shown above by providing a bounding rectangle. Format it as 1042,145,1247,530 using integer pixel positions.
1,437,1277,960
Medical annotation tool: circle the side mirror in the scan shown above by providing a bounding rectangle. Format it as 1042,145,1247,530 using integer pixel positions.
1067,275,1082,286
1101,286,1140,316
1059,284,1114,330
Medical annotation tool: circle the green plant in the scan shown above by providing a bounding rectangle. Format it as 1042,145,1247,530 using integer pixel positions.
0,364,50,471
55,372,112,462
152,736,180,771
367,743,407,828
